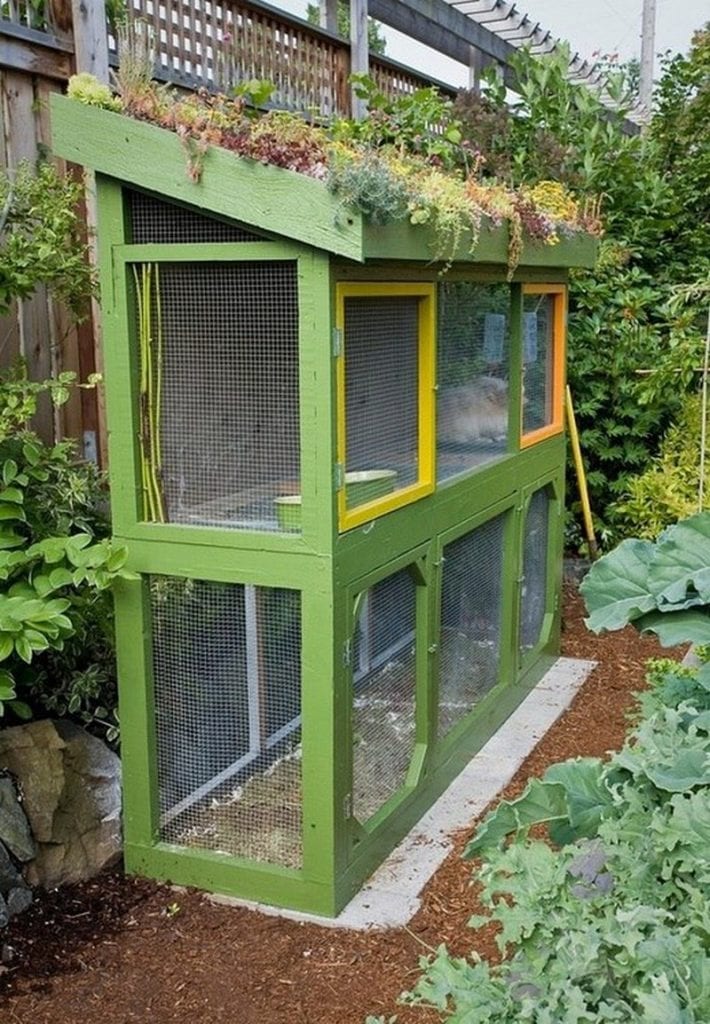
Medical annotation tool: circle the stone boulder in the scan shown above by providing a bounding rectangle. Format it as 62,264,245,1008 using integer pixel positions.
0,720,122,889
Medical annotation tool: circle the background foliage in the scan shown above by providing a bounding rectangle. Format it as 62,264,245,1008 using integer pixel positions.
454,31,709,545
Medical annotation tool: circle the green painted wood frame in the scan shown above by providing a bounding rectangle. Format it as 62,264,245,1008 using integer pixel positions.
95,171,574,916
50,94,597,271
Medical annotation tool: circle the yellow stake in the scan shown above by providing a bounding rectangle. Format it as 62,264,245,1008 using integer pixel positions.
565,384,598,561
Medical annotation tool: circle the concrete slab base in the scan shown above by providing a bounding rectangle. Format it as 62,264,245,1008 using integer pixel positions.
208,656,596,930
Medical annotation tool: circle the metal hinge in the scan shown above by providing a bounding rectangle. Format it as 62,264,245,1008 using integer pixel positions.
342,638,352,667
332,327,342,357
334,462,344,490
343,793,352,819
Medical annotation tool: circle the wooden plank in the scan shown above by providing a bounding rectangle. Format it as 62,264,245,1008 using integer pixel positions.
50,94,365,262
350,0,369,119
369,0,513,71
0,30,74,81
1,70,54,439
70,0,109,81
0,70,22,370
362,219,598,269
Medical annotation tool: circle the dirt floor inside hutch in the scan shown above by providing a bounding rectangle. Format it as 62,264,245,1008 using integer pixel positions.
0,584,684,1024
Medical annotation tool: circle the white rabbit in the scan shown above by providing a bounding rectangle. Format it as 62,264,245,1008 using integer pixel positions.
438,376,509,444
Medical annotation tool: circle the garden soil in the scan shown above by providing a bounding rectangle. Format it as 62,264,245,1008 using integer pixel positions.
0,585,683,1024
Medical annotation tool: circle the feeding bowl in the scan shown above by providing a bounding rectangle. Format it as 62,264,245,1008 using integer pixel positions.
274,495,302,531
346,469,398,506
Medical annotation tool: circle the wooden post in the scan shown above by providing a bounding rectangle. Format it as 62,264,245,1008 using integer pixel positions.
468,45,483,94
71,0,109,463
70,0,110,83
319,0,339,34
350,0,369,120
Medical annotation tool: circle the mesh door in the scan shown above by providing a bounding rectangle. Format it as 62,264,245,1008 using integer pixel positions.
344,296,419,511
439,514,505,736
523,293,555,434
352,567,417,823
127,190,263,244
520,488,551,653
133,260,300,530
438,282,511,480
152,576,303,869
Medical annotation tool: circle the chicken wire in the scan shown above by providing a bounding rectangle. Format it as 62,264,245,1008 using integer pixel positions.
437,282,511,481
523,293,555,434
134,260,300,530
343,296,419,511
127,189,263,244
439,514,505,737
352,567,417,823
520,488,551,653
151,576,303,869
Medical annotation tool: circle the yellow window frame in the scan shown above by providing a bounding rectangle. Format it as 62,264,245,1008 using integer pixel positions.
520,283,567,449
336,282,436,532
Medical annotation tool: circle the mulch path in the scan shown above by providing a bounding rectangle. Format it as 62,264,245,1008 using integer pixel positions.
0,584,681,1024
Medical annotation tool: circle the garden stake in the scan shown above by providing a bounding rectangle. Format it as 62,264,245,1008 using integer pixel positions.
565,385,598,560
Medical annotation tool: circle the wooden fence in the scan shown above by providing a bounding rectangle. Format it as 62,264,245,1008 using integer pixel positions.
0,0,456,450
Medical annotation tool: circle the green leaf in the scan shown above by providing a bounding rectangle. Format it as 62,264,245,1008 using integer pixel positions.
645,750,710,791
652,514,710,605
8,700,33,721
14,635,32,664
48,567,74,590
0,487,23,504
581,538,656,632
2,460,17,485
635,609,710,647
464,779,569,857
543,758,611,842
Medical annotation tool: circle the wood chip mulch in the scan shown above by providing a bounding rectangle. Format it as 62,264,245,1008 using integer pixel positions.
0,584,682,1024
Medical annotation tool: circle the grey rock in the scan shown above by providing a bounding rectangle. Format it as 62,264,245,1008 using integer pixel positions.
6,885,32,918
0,720,121,889
0,778,36,862
0,721,64,843
0,840,21,891
0,893,8,929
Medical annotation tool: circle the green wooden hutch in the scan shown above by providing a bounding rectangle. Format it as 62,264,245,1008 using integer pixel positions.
51,94,595,917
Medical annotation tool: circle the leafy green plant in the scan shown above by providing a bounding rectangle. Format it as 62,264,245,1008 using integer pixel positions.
0,374,134,734
581,512,710,650
612,395,708,538
393,520,710,1022
0,162,95,318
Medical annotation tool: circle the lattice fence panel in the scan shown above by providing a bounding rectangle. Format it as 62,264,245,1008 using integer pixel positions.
439,514,505,736
132,259,300,530
343,296,419,512
152,576,303,869
523,292,554,434
520,488,551,653
352,567,417,822
437,282,511,481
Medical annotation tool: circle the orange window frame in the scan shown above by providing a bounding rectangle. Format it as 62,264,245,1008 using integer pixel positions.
520,283,567,449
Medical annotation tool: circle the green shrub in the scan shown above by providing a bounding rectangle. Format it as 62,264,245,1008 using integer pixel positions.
0,371,133,743
612,394,707,538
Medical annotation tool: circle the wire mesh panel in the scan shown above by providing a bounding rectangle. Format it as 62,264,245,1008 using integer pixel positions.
523,293,555,434
352,567,417,823
133,260,300,530
152,576,303,869
343,296,420,511
437,282,511,480
439,514,505,737
520,488,551,653
127,190,264,244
